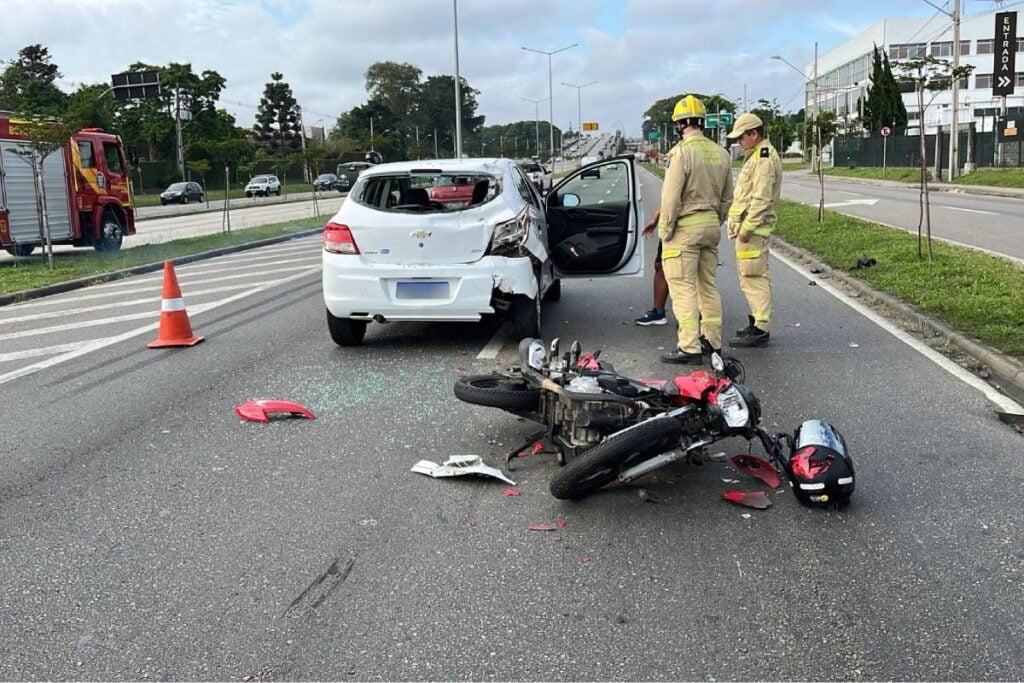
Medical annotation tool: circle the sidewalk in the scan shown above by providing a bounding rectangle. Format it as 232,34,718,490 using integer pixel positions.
785,168,1024,199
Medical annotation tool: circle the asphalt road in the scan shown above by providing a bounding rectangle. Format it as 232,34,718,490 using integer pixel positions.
782,172,1024,262
134,189,346,221
0,166,1022,679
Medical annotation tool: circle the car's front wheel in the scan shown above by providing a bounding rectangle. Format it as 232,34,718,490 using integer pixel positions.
510,294,541,340
327,310,367,346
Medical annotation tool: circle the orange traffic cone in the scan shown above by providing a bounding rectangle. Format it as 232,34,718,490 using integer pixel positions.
148,262,204,348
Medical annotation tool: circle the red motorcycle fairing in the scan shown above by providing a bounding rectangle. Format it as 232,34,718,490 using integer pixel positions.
671,371,721,403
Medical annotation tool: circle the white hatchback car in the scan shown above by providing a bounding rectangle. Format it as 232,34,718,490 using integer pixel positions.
321,157,642,346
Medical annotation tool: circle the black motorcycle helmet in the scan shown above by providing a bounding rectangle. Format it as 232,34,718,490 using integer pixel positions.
785,420,855,508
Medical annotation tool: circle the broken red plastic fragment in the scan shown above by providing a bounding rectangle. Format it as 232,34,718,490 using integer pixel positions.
234,399,316,423
556,517,567,528
531,441,545,455
503,488,522,496
721,490,773,510
527,523,555,531
581,555,591,563
731,454,782,488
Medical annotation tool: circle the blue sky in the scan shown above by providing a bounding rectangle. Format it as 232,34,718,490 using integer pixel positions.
1,0,1007,139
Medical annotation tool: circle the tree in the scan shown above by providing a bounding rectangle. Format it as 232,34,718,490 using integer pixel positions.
253,72,301,156
863,45,910,132
365,62,422,122
417,75,485,156
896,55,974,261
63,83,120,132
642,93,736,148
751,98,796,152
0,45,68,116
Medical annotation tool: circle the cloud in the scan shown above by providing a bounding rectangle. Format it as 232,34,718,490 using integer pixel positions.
0,0,938,138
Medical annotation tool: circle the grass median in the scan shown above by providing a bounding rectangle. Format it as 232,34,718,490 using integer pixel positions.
0,215,325,297
952,168,1024,187
823,166,927,183
641,163,1024,360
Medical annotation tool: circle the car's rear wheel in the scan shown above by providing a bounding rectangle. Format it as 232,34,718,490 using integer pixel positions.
180,195,188,204
327,310,367,346
510,294,541,340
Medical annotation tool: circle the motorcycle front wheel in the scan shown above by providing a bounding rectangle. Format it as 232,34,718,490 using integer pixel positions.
549,417,683,500
454,374,540,411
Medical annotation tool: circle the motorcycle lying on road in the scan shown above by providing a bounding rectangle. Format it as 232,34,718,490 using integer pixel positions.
454,338,855,505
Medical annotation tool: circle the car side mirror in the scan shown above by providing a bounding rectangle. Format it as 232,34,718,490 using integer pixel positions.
562,193,580,208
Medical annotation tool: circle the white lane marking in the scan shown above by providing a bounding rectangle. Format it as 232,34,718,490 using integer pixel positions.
477,322,512,360
0,283,253,323
935,205,999,216
821,199,880,208
8,263,320,310
0,266,321,385
0,264,320,340
836,190,863,196
0,341,90,363
773,250,1024,415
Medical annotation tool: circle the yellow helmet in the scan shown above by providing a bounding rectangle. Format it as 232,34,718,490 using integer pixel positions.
672,95,707,122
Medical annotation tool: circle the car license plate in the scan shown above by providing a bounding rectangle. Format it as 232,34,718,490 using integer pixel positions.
396,280,450,299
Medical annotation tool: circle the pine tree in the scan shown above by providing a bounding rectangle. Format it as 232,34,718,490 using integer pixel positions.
864,45,889,131
883,54,909,128
254,72,301,156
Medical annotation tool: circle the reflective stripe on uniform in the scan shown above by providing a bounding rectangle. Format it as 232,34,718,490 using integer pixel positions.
662,248,682,259
677,317,699,327
678,211,719,228
736,249,761,259
754,310,772,323
702,315,722,324
727,206,744,217
741,222,773,236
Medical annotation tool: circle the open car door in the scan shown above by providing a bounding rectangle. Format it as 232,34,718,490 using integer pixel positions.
545,155,642,278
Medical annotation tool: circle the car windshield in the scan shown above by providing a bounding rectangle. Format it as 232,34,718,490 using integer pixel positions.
316,174,334,181
167,183,187,191
353,172,498,213
522,164,543,173
251,176,269,183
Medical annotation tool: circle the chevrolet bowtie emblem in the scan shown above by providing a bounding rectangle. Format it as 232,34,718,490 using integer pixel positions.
410,230,432,239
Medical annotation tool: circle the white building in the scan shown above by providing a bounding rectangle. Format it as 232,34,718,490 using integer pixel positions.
808,11,1024,133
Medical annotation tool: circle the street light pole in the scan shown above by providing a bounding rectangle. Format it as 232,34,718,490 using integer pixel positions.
453,0,463,159
522,96,548,158
522,43,578,161
562,80,597,160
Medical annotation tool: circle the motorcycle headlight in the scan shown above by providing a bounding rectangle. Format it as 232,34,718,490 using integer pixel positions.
714,385,750,428
489,208,530,255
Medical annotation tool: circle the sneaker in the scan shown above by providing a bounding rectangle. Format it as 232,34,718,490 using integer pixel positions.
660,349,704,364
635,308,667,326
730,328,770,347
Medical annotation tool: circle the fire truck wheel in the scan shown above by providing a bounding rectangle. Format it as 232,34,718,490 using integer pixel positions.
5,245,35,257
94,211,124,253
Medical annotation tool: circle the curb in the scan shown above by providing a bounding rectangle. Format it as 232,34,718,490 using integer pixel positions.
771,236,1024,408
785,171,1024,200
0,227,324,308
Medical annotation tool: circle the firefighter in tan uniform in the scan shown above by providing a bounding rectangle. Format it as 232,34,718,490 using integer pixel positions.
725,112,782,347
657,95,734,364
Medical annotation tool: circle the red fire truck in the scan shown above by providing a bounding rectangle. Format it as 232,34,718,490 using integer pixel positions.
0,114,136,256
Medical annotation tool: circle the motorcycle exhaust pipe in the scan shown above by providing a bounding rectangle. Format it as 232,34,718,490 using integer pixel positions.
618,437,713,483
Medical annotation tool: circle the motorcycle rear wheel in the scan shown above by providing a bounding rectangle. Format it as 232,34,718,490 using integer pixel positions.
549,417,683,500
454,374,540,411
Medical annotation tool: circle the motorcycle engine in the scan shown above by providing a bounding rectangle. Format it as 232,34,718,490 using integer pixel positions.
542,379,632,455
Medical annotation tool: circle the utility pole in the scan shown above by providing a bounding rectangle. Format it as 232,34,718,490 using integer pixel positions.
370,117,374,152
174,84,185,181
522,97,547,158
297,105,308,183
562,80,597,165
949,0,961,179
434,128,439,158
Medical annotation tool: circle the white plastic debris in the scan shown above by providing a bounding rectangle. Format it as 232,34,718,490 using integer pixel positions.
708,451,727,462
411,455,516,485
848,342,860,348
741,513,752,519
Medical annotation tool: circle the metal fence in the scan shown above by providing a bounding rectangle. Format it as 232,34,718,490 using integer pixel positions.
833,130,1024,174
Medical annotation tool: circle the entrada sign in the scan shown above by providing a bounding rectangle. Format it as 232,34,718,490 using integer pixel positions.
994,11,1017,97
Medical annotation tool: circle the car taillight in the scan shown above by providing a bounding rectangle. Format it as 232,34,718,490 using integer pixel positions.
790,446,832,480
323,222,360,254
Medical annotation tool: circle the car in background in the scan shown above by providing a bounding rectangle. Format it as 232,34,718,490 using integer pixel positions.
520,162,551,193
321,156,643,346
160,181,204,205
428,175,478,208
313,173,340,192
245,174,281,197
336,162,372,191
